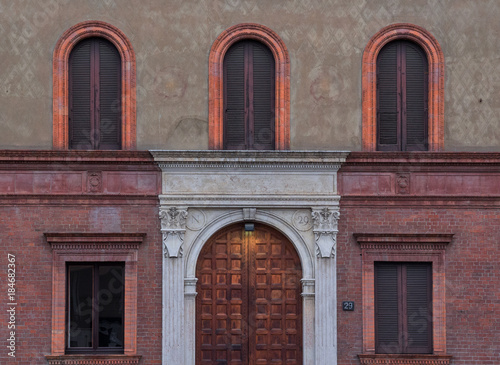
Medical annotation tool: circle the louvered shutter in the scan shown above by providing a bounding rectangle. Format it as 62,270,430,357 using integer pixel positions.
69,40,92,149
224,42,246,149
377,42,400,151
69,37,121,150
252,41,275,150
405,263,432,353
223,40,275,150
375,263,401,353
375,262,432,354
377,41,428,151
405,43,428,151
98,38,121,150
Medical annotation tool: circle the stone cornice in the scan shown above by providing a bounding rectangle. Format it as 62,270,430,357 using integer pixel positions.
355,233,453,251
345,151,500,167
0,150,154,164
151,150,349,170
358,354,452,365
45,233,146,251
45,355,142,365
340,195,500,208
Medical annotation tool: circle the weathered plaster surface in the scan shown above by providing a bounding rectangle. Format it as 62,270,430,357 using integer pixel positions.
1,0,499,150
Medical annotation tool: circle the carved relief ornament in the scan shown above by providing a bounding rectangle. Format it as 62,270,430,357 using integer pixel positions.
159,207,187,258
312,207,340,258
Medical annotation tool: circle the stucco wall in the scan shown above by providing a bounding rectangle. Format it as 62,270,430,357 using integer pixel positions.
0,0,499,150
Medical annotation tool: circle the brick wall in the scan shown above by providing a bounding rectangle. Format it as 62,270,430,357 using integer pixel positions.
0,151,162,364
337,153,500,365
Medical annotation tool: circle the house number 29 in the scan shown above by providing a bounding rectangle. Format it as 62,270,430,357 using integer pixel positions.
342,301,354,311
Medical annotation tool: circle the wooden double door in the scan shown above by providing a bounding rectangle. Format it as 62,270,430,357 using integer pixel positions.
196,223,303,365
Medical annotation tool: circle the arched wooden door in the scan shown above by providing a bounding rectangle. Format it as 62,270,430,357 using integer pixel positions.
196,223,303,365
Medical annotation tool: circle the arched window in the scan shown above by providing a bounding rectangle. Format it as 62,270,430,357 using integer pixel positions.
223,40,275,150
377,40,428,151
69,37,121,150
53,21,136,150
362,24,444,152
209,23,290,150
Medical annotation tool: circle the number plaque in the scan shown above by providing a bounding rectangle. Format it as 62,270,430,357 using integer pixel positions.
342,301,354,311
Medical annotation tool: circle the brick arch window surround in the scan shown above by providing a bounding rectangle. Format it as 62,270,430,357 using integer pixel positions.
362,24,444,151
53,21,136,150
209,23,290,150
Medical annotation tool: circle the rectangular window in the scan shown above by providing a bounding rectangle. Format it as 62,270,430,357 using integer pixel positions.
375,262,432,354
67,263,124,353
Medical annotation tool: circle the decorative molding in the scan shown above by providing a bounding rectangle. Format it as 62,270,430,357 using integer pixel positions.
185,208,206,231
292,210,313,232
208,23,290,150
0,150,154,164
356,233,452,355
184,278,198,297
358,354,452,365
45,233,145,252
159,207,187,257
344,151,500,166
355,233,453,251
87,171,103,193
362,23,444,152
312,208,339,258
53,21,136,150
158,162,342,170
45,233,143,357
301,278,315,298
150,150,349,168
45,355,142,365
396,174,410,194
160,194,340,208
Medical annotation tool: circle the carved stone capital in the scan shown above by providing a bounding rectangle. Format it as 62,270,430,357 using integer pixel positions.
301,278,315,298
184,277,198,297
312,207,340,258
159,207,188,258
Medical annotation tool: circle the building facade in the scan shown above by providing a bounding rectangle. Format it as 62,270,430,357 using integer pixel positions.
0,1,499,364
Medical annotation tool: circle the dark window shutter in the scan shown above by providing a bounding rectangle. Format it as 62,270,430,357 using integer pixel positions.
377,42,399,151
405,263,433,353
377,41,428,151
405,43,428,151
69,37,121,150
375,262,432,354
223,40,275,150
98,39,121,150
252,41,275,149
224,42,246,149
375,263,401,353
69,40,92,149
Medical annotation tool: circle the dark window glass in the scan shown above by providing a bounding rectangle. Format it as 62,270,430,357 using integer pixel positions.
223,40,275,150
375,262,432,354
69,37,121,150
67,263,124,353
377,40,428,151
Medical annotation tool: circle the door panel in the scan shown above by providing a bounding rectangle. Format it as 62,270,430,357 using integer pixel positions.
196,224,302,365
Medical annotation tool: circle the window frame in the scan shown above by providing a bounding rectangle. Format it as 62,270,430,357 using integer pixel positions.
355,233,452,365
362,23,444,152
45,233,144,364
66,262,125,354
208,23,290,150
53,21,136,150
